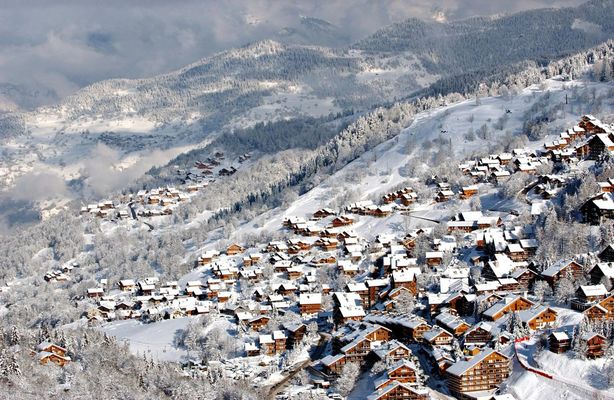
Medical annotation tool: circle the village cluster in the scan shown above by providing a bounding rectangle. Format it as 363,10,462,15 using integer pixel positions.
43,115,614,399
78,151,250,219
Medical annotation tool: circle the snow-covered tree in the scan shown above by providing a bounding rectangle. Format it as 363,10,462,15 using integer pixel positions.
554,278,575,305
507,312,529,338
333,363,360,397
533,281,553,302
394,291,416,315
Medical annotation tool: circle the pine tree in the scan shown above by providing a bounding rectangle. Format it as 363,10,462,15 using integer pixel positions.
0,351,7,379
9,326,19,346
7,353,20,377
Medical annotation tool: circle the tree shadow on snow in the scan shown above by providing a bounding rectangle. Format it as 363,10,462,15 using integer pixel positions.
585,364,608,390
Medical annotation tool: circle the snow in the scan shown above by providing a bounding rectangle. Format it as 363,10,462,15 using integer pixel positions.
99,317,192,362
511,335,612,400
197,75,614,252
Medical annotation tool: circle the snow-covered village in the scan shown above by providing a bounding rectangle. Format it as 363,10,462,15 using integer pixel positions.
2,1,614,400
67,112,614,400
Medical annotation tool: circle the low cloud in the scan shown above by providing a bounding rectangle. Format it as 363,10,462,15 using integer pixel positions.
81,143,187,197
8,172,70,202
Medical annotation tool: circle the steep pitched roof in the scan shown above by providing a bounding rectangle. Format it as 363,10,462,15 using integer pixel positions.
446,349,509,377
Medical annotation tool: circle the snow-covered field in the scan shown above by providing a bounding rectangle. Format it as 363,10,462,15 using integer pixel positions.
100,317,193,362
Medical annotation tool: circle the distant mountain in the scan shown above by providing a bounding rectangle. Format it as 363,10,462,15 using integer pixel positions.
354,0,614,74
275,16,351,48
0,83,59,112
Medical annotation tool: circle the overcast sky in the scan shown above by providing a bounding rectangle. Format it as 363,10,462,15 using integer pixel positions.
0,0,585,110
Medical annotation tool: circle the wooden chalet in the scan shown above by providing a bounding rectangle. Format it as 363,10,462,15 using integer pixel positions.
341,335,373,362
541,259,584,287
460,185,478,199
366,278,390,308
579,115,610,134
118,279,136,292
226,243,245,256
511,268,538,291
589,262,614,286
374,359,419,390
299,293,322,315
581,193,614,225
272,330,287,354
313,208,335,219
320,353,346,375
576,134,614,160
572,284,608,311
244,343,259,357
333,292,366,325
598,244,614,262
367,381,428,400
517,305,557,330
347,283,369,307
248,315,271,331
259,335,275,355
87,287,104,298
36,342,71,367
579,332,607,358
463,322,498,346
423,327,454,346
435,312,471,337
583,294,614,322
391,269,420,295
332,216,354,227
482,295,534,321
283,323,307,348
435,190,455,203
446,349,511,397
373,340,412,362
549,331,571,353
426,251,444,267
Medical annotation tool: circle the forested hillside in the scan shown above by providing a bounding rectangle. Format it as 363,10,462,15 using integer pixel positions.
355,0,614,74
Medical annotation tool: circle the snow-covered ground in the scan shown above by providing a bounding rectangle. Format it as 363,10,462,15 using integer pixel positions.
76,75,614,399
100,317,193,362
192,75,614,252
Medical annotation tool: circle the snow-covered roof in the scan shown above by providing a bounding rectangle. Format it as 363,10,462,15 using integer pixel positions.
259,334,274,344
299,293,322,305
392,268,421,282
550,331,569,341
321,353,345,366
542,259,578,277
423,326,452,342
446,349,509,377
517,305,556,323
579,284,608,297
475,281,501,292
367,381,428,400
591,263,614,279
347,282,368,292
373,339,410,359
483,295,533,318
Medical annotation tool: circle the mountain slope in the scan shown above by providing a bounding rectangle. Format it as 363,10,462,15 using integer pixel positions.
1,0,613,232
355,0,614,74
